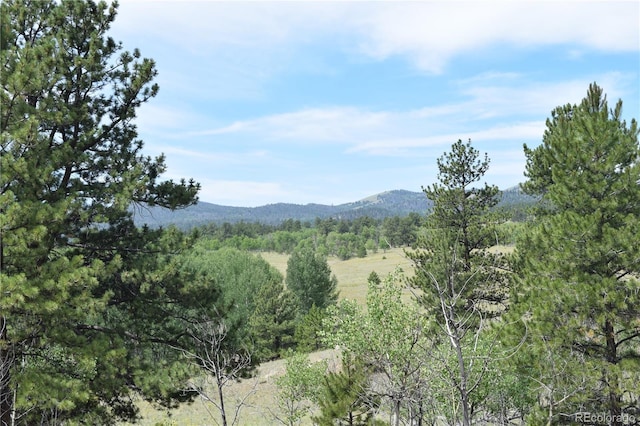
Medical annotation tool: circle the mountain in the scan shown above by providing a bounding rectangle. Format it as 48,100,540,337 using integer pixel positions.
132,187,535,229
499,184,537,206
131,190,431,229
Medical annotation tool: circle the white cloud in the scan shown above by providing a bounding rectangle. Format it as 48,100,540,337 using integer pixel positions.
352,2,639,73
483,149,528,180
134,103,204,136
190,107,390,143
195,179,298,207
113,2,639,75
457,73,635,118
178,73,628,156
108,2,638,207
348,136,449,156
153,146,268,164
349,121,544,156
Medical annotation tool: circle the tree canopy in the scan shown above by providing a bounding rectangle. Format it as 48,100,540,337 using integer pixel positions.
407,139,506,426
422,138,500,266
507,83,640,424
0,0,200,423
285,246,338,313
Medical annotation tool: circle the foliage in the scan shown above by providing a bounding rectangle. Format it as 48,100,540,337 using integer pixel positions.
323,270,431,426
313,353,379,426
180,246,284,349
182,205,526,260
294,305,328,353
0,0,200,423
274,351,327,426
249,279,299,362
506,83,640,423
422,138,501,266
407,138,508,426
286,247,339,313
381,213,423,248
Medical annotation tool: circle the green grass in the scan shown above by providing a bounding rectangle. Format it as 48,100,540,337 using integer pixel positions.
258,247,413,305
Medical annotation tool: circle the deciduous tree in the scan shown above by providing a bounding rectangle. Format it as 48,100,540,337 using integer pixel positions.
274,351,327,426
323,270,430,426
180,246,285,348
181,317,255,426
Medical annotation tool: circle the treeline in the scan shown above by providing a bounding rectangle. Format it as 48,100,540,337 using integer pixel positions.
195,211,526,259
196,214,422,258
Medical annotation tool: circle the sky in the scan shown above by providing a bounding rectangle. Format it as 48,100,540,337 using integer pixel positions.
110,1,640,207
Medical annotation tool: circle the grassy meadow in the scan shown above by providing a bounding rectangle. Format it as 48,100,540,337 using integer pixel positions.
258,247,414,305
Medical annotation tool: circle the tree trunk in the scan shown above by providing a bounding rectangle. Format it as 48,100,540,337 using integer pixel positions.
391,399,401,426
446,304,471,426
1,316,13,426
455,341,471,426
216,372,228,426
0,240,12,426
215,351,228,426
604,319,621,426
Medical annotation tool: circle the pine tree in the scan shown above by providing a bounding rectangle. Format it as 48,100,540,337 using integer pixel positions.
0,0,200,423
249,279,299,362
313,354,376,426
286,247,338,313
407,139,506,426
423,139,500,268
294,304,327,353
508,83,640,424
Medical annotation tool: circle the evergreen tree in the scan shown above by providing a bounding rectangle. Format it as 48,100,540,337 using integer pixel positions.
286,247,338,313
507,83,640,424
407,139,506,426
249,279,299,362
367,271,381,286
313,354,377,426
422,139,500,268
0,0,200,423
294,304,327,353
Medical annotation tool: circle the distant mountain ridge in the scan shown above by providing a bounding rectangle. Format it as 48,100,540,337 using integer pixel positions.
132,186,534,229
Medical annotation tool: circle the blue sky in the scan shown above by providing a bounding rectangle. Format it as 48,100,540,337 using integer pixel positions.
110,1,639,207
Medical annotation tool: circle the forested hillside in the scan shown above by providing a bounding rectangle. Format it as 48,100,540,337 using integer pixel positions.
1,2,638,425
131,189,430,228
132,187,535,229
